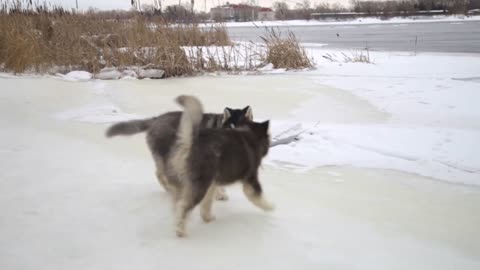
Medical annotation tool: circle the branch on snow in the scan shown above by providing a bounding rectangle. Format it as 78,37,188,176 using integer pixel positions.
270,133,301,147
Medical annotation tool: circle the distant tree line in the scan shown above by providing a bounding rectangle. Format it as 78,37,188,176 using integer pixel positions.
274,0,346,21
71,2,210,23
273,0,480,20
351,0,473,15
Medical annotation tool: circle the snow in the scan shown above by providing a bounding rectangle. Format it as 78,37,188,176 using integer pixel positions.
267,123,480,185
62,71,93,81
1,37,480,269
202,15,480,28
260,50,480,185
1,47,479,185
258,63,274,71
1,49,479,185
52,80,141,123
300,43,329,48
57,68,165,81
54,103,141,124
308,50,480,127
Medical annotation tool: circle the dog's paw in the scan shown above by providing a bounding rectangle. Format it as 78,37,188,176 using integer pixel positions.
176,229,187,238
201,214,216,223
175,222,187,238
215,192,229,201
262,202,275,212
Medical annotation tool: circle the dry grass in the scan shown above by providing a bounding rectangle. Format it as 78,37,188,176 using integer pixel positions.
0,4,231,77
343,50,372,63
323,50,373,64
260,27,314,70
0,2,313,77
184,41,265,73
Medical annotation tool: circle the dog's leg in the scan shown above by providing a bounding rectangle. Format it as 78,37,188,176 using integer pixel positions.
156,168,181,207
215,186,229,201
175,197,190,238
242,179,274,212
156,161,182,206
175,182,209,237
200,184,217,223
154,160,171,193
155,169,170,192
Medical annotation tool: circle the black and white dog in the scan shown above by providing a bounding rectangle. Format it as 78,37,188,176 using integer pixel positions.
106,104,253,201
165,95,273,237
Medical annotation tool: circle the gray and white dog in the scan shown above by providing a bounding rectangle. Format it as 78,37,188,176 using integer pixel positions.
166,95,273,237
106,105,253,200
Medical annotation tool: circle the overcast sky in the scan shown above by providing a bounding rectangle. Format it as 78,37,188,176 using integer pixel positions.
55,0,352,11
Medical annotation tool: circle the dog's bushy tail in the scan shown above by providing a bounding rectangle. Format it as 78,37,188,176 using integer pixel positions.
175,95,204,146
105,118,154,137
168,96,203,182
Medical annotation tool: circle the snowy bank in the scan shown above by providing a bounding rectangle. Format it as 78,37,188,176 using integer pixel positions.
3,48,479,186
261,49,480,186
203,15,480,28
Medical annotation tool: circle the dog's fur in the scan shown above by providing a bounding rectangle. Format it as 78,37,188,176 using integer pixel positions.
168,95,273,237
106,106,253,200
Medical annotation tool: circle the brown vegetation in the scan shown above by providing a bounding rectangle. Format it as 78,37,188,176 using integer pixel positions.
261,27,313,69
0,2,231,76
0,1,313,77
322,50,373,64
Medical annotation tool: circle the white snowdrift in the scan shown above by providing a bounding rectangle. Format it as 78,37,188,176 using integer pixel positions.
308,50,480,127
263,49,480,186
63,71,93,81
267,122,480,185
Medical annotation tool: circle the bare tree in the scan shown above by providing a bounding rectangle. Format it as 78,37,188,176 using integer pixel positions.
446,0,470,13
298,0,312,20
273,1,290,20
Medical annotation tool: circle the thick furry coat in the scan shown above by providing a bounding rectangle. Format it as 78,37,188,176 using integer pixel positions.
169,95,273,237
106,107,253,200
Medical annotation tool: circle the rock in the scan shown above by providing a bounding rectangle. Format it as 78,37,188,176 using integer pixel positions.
138,68,165,79
95,68,122,80
121,69,137,78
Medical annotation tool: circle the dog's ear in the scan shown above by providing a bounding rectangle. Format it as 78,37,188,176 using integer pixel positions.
223,107,232,121
260,120,270,134
262,120,269,130
243,106,253,120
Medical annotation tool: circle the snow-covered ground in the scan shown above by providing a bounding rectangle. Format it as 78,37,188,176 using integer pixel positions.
1,48,480,269
265,50,480,186
203,15,480,28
